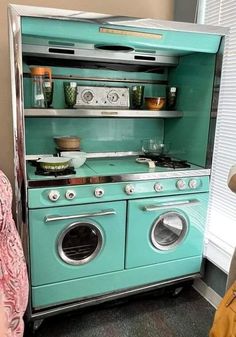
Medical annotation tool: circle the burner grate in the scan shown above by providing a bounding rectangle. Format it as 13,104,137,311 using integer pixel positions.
35,167,76,177
139,155,191,169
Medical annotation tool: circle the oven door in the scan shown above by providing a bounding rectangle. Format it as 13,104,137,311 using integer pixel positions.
29,201,126,286
125,193,208,269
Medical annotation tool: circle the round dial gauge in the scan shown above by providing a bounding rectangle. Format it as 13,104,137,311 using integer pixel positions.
82,90,94,103
107,91,119,103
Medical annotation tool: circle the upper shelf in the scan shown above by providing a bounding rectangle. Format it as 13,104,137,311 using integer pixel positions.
24,109,183,118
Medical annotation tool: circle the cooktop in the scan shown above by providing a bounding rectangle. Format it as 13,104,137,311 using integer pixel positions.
27,156,209,187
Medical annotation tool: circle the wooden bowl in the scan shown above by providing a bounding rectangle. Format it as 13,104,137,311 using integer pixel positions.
145,97,166,110
54,136,80,150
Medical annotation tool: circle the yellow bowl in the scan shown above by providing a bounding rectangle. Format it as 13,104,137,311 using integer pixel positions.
145,97,166,110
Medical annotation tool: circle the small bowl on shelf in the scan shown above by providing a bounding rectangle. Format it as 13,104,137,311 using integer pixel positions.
61,151,87,168
145,97,166,111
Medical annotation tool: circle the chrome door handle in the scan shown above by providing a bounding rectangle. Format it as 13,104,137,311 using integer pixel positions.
143,199,200,212
44,209,117,223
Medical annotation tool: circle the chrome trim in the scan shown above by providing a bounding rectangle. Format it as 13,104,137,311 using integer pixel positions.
8,6,27,232
57,221,103,265
143,199,200,211
206,37,225,168
26,151,141,161
10,4,228,35
45,209,116,223
150,211,188,251
23,73,168,85
30,273,200,317
28,169,211,188
86,151,140,158
8,5,32,317
24,109,183,118
105,18,228,36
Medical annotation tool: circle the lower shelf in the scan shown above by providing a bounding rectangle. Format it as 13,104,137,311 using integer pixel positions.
24,108,183,118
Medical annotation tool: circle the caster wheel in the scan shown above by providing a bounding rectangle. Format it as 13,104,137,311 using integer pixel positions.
24,319,44,336
171,286,184,297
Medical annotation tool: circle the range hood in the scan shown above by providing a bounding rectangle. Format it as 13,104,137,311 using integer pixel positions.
22,40,179,70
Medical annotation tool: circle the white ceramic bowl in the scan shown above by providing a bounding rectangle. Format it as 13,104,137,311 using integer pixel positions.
61,151,87,168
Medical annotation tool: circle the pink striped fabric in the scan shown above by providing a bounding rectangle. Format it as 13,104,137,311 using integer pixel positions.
0,170,28,337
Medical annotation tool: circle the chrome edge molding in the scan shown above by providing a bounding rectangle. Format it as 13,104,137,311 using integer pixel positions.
11,4,228,35
8,5,26,230
28,169,211,188
8,3,33,322
24,108,183,118
23,73,168,85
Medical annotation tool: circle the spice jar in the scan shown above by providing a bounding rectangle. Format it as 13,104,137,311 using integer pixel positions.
30,67,52,108
166,86,178,110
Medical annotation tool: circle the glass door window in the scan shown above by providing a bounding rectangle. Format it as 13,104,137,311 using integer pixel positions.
58,222,103,265
151,212,188,250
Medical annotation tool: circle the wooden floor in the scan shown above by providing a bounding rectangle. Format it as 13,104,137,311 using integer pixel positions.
29,286,215,337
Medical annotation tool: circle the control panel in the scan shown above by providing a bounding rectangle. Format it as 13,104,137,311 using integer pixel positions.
75,86,130,108
29,176,208,208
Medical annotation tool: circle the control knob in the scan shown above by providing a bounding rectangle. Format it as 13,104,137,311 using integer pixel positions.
65,190,76,200
125,184,135,195
94,188,104,198
107,90,119,103
189,179,198,189
48,190,60,202
154,182,163,192
82,90,94,103
176,179,186,190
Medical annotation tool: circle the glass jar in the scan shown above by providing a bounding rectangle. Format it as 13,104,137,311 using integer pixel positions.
30,67,52,108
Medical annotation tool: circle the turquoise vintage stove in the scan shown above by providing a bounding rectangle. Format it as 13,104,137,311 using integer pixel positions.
8,3,227,327
27,156,209,309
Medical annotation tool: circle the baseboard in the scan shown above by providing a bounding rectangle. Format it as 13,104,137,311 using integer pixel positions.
204,237,233,273
193,279,222,308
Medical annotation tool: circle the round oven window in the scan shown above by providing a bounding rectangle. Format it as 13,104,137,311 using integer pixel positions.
150,212,188,251
57,222,103,265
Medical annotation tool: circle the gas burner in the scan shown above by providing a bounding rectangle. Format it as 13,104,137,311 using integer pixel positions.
139,155,191,169
35,167,76,177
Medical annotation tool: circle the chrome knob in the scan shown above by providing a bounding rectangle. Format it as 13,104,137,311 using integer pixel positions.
94,188,104,198
65,190,76,200
176,179,186,190
48,190,60,202
189,179,198,189
154,182,163,192
125,184,135,195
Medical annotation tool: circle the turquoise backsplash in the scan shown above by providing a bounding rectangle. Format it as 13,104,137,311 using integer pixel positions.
24,65,165,154
25,117,164,154
164,53,216,167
